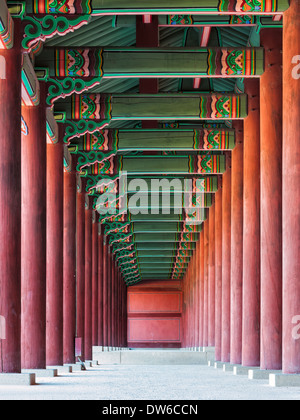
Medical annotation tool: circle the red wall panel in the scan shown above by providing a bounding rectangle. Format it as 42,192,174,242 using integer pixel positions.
128,318,181,342
128,292,181,313
127,280,183,348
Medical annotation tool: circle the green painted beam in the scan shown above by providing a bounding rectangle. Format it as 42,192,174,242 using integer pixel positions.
121,155,226,175
133,233,199,242
137,250,193,257
132,222,202,233
60,93,247,121
118,129,235,151
38,47,264,79
72,129,235,152
136,243,196,250
116,15,283,28
29,0,289,15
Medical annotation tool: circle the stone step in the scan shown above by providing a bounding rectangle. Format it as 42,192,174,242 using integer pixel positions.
93,348,215,366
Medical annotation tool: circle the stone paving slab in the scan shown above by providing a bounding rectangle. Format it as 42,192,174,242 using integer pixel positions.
0,363,300,400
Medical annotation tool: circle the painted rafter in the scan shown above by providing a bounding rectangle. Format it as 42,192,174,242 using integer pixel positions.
0,0,14,49
21,53,40,106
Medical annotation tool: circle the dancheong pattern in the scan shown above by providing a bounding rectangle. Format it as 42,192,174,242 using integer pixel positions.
200,95,241,119
193,129,233,150
71,94,112,120
55,49,103,77
34,0,92,14
82,131,118,152
189,155,225,174
218,0,278,12
208,48,256,76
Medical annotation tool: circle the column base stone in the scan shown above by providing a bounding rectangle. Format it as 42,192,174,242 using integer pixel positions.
269,373,300,387
248,369,281,380
22,368,58,378
0,373,35,386
46,365,72,374
233,366,260,376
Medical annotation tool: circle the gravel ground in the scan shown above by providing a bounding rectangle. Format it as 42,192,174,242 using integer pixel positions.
0,364,299,400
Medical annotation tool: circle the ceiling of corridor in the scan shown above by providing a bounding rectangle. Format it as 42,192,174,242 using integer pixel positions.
13,1,285,285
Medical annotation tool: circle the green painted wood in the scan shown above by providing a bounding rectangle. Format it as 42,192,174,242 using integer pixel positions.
28,0,289,14
90,0,289,14
137,250,193,257
111,94,247,120
133,233,199,242
122,156,226,174
38,47,264,77
118,129,235,151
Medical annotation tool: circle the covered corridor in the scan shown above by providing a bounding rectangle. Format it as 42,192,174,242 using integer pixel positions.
0,0,299,397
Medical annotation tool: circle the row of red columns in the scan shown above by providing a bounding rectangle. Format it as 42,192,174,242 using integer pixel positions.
0,24,128,373
182,1,300,375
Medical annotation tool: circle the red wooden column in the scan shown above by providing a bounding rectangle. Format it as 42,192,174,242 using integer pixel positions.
92,214,99,347
282,0,300,375
203,218,209,347
107,247,112,347
230,122,244,366
214,185,223,362
102,240,108,348
46,128,64,367
221,166,231,363
199,229,205,347
21,83,46,370
194,241,200,348
242,79,261,367
111,258,115,348
208,203,216,347
63,154,77,365
84,199,93,360
76,176,85,361
98,227,104,347
115,269,119,348
0,24,22,373
191,254,196,347
260,29,283,371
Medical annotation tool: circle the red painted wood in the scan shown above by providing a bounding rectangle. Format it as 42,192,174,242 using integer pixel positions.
111,258,115,347
46,133,64,367
128,292,181,313
128,281,183,347
242,79,261,367
221,168,231,363
203,219,209,347
92,216,98,346
128,319,181,343
84,202,92,360
230,122,244,365
107,248,112,346
195,241,200,348
208,203,216,347
282,0,300,375
102,242,108,347
214,187,223,361
0,23,22,373
260,29,283,371
136,15,159,129
98,233,103,346
21,83,47,370
63,164,77,364
76,179,85,360
199,229,204,347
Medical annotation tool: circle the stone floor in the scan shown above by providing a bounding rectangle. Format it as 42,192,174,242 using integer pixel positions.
0,363,299,400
